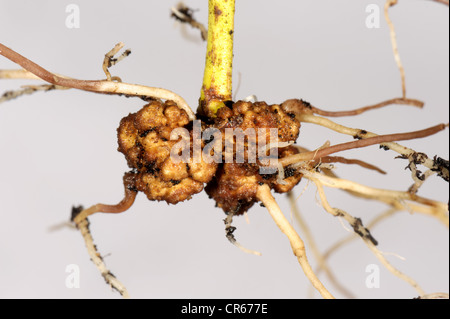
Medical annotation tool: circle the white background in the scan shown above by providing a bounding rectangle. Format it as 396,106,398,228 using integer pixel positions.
0,0,448,299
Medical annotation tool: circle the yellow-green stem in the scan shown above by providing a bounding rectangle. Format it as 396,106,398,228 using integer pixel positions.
200,0,235,117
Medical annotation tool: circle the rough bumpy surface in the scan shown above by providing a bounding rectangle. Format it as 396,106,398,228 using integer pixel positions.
117,100,217,204
117,99,303,213
205,101,303,215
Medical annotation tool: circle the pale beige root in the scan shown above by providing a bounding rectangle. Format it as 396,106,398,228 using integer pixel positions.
224,212,262,256
312,179,426,296
298,168,449,227
318,208,399,272
77,218,130,298
406,165,437,195
0,43,128,84
287,191,355,299
0,69,42,80
70,174,138,297
304,164,448,291
385,0,406,98
295,113,449,182
314,209,400,298
102,42,131,81
256,184,335,299
0,69,71,104
47,220,77,232
0,69,78,82
317,203,448,298
0,43,195,120
430,0,449,5
1,42,128,83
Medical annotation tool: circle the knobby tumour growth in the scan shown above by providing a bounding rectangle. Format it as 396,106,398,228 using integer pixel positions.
117,100,216,204
116,99,304,213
